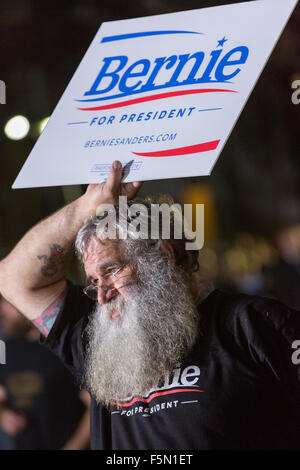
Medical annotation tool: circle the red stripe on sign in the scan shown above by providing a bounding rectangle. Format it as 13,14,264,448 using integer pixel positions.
77,88,236,111
132,140,220,157
112,388,204,408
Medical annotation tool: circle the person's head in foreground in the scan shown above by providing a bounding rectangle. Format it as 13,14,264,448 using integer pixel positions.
75,195,212,407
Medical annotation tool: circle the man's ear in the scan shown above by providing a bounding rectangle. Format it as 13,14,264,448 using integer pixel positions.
159,240,175,264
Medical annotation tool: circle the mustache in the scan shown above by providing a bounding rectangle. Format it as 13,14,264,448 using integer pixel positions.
96,289,130,315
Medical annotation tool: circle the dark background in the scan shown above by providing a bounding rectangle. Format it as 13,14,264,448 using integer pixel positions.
0,0,299,295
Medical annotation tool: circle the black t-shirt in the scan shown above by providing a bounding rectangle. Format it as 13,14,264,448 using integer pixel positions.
0,337,85,450
42,282,300,450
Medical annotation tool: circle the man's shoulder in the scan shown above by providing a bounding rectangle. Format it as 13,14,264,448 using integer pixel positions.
40,280,94,379
42,280,94,345
202,289,299,341
64,280,95,317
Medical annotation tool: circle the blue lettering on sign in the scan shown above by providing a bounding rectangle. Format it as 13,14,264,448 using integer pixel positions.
215,46,249,81
86,56,128,96
80,43,249,103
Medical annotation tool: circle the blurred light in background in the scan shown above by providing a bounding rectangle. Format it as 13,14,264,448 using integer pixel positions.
4,115,30,140
38,116,50,134
181,183,218,244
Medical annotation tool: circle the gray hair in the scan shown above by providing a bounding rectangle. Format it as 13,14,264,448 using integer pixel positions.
75,194,200,274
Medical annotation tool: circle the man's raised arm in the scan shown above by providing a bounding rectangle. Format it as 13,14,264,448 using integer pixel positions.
0,161,141,332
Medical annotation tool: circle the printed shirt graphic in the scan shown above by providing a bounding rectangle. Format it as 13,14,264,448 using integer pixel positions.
110,364,203,418
42,283,300,450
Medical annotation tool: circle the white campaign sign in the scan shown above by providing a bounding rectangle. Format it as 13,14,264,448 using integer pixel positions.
13,0,298,188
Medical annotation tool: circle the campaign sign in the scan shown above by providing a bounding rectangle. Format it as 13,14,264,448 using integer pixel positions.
12,0,298,188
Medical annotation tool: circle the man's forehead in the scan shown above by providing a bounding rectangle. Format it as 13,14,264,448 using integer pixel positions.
83,238,123,265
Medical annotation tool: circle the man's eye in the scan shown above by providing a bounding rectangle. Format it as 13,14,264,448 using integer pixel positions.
104,267,119,277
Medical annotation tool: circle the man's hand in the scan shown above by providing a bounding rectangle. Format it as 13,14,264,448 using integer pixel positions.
83,160,142,210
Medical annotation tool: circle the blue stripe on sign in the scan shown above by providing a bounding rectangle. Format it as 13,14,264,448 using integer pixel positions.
101,30,203,43
67,121,88,125
198,108,223,112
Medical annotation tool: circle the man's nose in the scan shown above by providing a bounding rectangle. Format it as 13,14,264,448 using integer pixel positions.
97,284,119,305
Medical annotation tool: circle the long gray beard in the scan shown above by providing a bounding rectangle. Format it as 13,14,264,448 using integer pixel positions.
83,259,199,407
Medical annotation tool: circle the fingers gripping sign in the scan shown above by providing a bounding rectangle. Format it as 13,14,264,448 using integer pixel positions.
107,160,143,202
84,160,142,209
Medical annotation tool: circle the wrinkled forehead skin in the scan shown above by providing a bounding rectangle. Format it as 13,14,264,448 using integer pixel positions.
82,237,126,278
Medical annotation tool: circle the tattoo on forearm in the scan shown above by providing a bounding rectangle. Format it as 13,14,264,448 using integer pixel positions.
37,244,65,277
33,290,66,336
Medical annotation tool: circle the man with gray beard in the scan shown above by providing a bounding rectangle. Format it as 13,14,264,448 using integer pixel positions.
0,160,300,450
84,254,199,407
